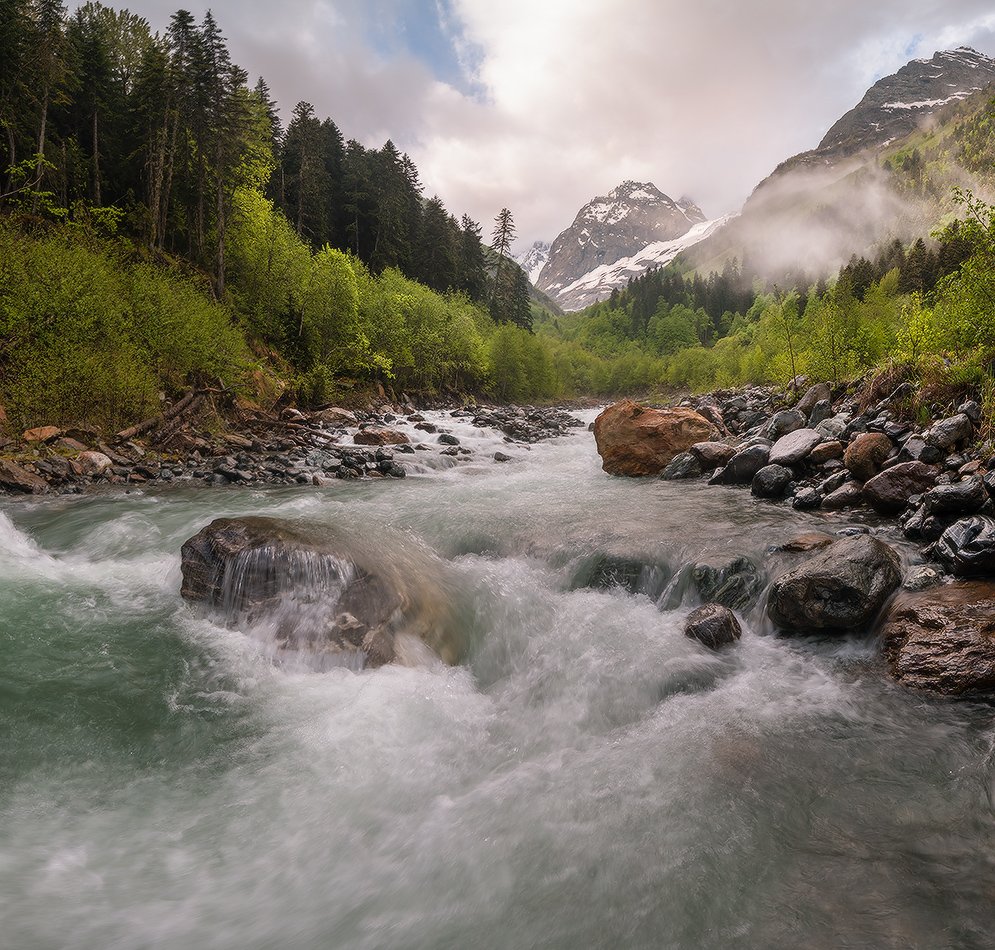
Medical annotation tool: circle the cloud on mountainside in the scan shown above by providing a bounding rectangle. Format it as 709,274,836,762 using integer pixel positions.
75,0,995,247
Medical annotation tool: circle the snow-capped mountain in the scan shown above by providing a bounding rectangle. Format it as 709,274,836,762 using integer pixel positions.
538,181,709,309
515,240,550,285
555,216,735,311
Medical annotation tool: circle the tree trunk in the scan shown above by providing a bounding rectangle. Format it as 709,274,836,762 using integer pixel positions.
32,82,50,211
91,109,101,205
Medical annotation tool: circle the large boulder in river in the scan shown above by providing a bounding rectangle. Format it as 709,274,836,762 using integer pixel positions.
862,461,937,514
708,443,771,485
879,582,995,694
180,517,459,667
593,400,716,476
354,427,409,446
767,536,902,633
932,516,995,577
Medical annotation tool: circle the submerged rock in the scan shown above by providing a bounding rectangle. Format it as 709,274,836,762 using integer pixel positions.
180,516,459,667
593,400,716,476
568,551,671,599
661,452,703,480
879,582,995,695
767,536,902,633
684,603,742,649
692,555,764,610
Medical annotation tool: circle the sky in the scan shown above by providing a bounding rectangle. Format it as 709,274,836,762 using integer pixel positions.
74,0,995,249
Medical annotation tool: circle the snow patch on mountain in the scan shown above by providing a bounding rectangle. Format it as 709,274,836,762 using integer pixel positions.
514,240,551,285
556,215,735,312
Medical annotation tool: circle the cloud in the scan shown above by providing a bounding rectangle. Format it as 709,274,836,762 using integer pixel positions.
73,1,995,248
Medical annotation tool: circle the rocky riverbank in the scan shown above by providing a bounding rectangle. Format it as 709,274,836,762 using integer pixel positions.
593,379,995,697
0,400,583,496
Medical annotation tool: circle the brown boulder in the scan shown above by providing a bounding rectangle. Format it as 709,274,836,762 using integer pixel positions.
593,400,716,476
879,582,995,694
776,532,834,553
808,440,844,464
22,425,61,444
316,407,358,426
844,432,892,482
862,461,938,514
684,603,742,649
0,459,49,494
354,428,409,446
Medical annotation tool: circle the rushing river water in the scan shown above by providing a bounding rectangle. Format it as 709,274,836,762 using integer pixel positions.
2,410,995,949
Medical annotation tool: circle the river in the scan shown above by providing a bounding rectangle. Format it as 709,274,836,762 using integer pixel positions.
2,409,994,949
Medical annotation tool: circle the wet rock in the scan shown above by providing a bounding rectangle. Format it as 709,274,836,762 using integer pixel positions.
593,400,717,477
751,463,793,498
709,444,770,485
862,461,938,514
898,435,944,465
438,433,460,446
414,421,438,433
764,409,806,440
767,535,902,633
353,428,410,446
807,400,833,428
791,487,822,510
809,440,844,465
684,603,742,649
768,428,822,466
925,413,973,450
775,532,834,553
796,382,832,417
901,504,950,542
689,441,736,470
661,452,703,480
902,566,943,592
22,425,61,443
932,516,995,577
922,476,987,517
569,552,671,599
844,432,893,482
692,555,764,610
821,482,863,511
879,582,995,694
493,451,511,462
0,459,49,494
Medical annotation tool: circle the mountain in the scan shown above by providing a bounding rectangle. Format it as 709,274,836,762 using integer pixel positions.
682,46,995,280
515,240,551,285
538,181,707,310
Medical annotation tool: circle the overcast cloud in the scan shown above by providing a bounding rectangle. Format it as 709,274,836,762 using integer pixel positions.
75,0,995,247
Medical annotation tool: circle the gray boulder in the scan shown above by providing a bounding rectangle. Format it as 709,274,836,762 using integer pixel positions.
768,428,823,466
925,413,973,449
684,603,742,649
752,464,793,498
933,516,995,577
765,409,806,440
862,461,938,514
767,535,902,633
709,444,771,485
689,441,736,470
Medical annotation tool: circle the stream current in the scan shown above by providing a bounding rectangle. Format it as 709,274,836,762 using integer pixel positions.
2,409,994,948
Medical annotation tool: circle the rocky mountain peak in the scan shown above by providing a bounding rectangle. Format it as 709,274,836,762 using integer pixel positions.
817,46,995,157
515,240,551,285
537,181,705,304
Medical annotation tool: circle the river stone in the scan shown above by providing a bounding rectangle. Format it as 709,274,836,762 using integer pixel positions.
844,432,893,482
684,603,742,649
22,425,61,443
820,482,863,511
815,415,849,441
879,582,995,694
922,476,987,516
791,487,822,510
807,400,833,428
569,552,671,599
315,407,358,426
73,451,113,477
0,458,49,494
932,516,995,577
796,382,832,417
692,555,764,610
902,566,943,592
354,428,410,446
925,413,973,450
438,433,460,445
775,532,834,553
809,440,844,464
767,536,901,633
768,428,822,466
180,517,459,667
709,444,771,485
752,464,793,498
689,441,736,469
862,461,938,514
765,409,806,440
593,400,717,476
661,452,702,480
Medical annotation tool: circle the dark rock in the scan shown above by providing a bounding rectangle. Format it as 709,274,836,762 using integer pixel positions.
807,399,833,428
438,433,460,445
709,444,770,485
494,451,511,462
898,435,944,465
684,603,742,649
815,415,849,441
661,452,703,480
765,409,806,440
767,535,902,633
0,459,48,494
768,428,822,466
922,476,987,516
569,552,670,599
879,582,995,694
689,441,736,469
692,555,764,610
901,504,950,542
844,432,892,482
796,382,832,416
932,516,995,577
958,400,981,424
751,464,793,498
791,487,822,510
414,421,438,433
925,413,973,450
862,461,938,514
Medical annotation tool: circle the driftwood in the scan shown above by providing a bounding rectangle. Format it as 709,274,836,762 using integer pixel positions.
115,389,204,441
